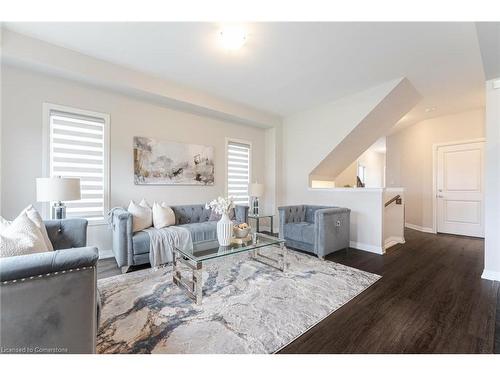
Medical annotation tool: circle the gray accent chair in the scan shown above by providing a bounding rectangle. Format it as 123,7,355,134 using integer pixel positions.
0,219,99,354
278,205,350,258
111,204,249,273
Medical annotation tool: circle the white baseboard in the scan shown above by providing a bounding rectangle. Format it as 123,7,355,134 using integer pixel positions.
405,222,435,234
384,236,405,250
349,241,384,254
98,249,114,260
481,269,500,281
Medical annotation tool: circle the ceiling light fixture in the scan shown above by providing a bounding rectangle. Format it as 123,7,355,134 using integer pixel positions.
218,25,247,50
425,106,436,113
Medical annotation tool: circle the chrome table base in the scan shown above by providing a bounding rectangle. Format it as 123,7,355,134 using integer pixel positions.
172,244,287,305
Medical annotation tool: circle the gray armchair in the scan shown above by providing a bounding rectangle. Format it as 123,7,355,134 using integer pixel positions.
278,205,350,258
0,219,99,354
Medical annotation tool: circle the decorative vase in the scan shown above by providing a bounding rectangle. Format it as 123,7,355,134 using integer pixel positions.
217,212,233,246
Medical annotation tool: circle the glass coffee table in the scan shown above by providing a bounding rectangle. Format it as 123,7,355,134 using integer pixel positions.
172,233,287,305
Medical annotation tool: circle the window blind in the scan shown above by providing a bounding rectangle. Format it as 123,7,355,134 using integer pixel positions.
227,141,251,205
49,110,108,223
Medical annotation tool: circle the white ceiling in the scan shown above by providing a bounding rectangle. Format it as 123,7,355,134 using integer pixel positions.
3,22,490,125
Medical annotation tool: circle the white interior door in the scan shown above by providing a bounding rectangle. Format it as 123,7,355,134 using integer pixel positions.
437,141,484,237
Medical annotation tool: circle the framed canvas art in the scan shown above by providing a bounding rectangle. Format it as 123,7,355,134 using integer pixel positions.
133,136,215,185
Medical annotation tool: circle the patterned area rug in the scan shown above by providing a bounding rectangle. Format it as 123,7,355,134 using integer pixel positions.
97,249,380,354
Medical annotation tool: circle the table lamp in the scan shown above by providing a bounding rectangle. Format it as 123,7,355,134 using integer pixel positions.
36,177,81,219
249,182,264,215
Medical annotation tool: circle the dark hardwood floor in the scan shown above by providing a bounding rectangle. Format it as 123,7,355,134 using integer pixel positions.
97,228,499,354
281,229,498,353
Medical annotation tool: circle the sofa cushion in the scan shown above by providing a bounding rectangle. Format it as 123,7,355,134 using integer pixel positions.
284,206,306,223
132,222,218,255
208,208,235,222
132,231,150,255
171,205,211,225
178,221,217,243
283,222,315,245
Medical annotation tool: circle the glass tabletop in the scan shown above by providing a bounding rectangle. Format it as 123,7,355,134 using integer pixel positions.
174,233,285,263
248,213,274,218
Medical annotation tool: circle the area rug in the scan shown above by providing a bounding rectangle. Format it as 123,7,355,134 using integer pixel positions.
97,249,380,354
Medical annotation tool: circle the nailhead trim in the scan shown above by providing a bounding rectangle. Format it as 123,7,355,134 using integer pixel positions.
2,266,94,285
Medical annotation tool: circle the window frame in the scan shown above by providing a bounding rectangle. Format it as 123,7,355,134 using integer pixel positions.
42,103,110,226
225,137,252,206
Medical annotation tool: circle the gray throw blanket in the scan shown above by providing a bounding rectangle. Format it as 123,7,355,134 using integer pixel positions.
143,226,193,268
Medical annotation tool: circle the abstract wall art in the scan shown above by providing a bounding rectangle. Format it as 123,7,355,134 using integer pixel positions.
133,136,215,185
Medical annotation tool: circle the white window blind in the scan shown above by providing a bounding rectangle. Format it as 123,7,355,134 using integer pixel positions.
227,140,251,205
48,108,109,224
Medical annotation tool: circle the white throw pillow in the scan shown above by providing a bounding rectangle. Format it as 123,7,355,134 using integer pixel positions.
0,212,49,258
140,198,151,208
152,202,176,229
128,200,153,232
23,205,54,251
0,206,53,251
0,217,10,232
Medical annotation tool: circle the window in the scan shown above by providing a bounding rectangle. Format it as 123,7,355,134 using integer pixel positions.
226,139,251,205
44,104,110,224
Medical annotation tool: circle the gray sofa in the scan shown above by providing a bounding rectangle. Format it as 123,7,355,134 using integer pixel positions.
278,205,350,258
111,204,249,273
0,219,99,354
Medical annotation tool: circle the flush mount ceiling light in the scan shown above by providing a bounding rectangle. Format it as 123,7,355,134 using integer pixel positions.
425,106,437,113
218,25,247,50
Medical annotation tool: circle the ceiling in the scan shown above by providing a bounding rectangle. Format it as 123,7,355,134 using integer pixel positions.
476,22,500,80
3,22,492,125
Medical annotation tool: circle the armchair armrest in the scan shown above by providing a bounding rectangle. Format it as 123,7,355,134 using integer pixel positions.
0,247,99,353
44,218,88,249
0,246,99,282
110,207,133,268
314,207,351,257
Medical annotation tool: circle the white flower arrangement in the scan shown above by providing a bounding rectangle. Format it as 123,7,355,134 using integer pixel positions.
205,196,235,215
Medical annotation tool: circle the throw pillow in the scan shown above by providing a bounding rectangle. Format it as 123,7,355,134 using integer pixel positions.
0,216,10,232
23,205,54,251
0,212,49,258
209,208,236,222
0,206,54,251
152,202,176,229
140,198,151,208
128,200,153,232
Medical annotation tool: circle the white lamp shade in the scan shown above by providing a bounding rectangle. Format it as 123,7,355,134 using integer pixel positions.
36,177,81,202
249,183,264,197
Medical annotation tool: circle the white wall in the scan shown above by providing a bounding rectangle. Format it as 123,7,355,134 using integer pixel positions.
294,188,386,253
1,65,269,251
358,149,386,188
331,148,386,188
310,78,420,181
334,162,357,188
281,81,413,251
383,188,405,249
2,29,280,129
386,109,485,231
483,78,500,281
